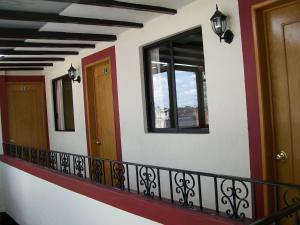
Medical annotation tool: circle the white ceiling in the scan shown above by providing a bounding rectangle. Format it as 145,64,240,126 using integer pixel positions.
40,23,128,35
0,0,197,63
40,0,195,35
1,0,197,34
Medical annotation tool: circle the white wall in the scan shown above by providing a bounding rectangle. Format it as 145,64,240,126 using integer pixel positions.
0,0,251,220
0,0,250,196
44,0,250,177
1,162,161,225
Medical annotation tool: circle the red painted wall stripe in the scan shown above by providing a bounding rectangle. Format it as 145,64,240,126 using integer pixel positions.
238,0,267,218
0,156,244,225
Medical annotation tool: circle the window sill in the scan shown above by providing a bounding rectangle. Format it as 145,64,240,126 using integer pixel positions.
148,128,209,134
55,130,75,132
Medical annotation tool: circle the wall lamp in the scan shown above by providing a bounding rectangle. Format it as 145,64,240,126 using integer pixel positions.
68,64,81,83
210,4,234,44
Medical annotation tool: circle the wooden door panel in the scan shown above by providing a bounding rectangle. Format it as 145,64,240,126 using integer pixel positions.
6,82,48,149
285,22,300,184
265,0,300,184
86,58,117,161
86,58,118,185
259,1,300,217
93,60,117,160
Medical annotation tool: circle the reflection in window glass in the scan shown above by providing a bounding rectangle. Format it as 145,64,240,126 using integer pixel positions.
144,27,209,133
175,70,199,128
53,75,75,131
202,72,209,126
149,47,171,128
153,72,170,128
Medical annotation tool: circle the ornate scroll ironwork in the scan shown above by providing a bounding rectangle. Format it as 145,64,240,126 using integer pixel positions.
74,156,85,178
30,148,37,163
60,153,70,174
10,144,16,157
220,179,249,221
17,146,22,158
4,142,300,224
22,147,29,161
91,159,103,183
49,152,58,170
39,150,47,166
112,162,125,189
174,172,196,208
139,166,157,197
284,189,300,207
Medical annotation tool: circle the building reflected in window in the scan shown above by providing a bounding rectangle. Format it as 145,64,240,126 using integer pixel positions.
144,27,208,133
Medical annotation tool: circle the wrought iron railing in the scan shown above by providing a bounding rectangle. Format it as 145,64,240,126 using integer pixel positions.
250,202,300,225
2,143,300,224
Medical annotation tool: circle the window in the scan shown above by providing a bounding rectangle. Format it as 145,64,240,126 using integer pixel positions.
143,27,209,133
52,75,75,131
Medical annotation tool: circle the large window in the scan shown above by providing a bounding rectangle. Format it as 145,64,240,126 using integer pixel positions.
52,75,75,132
143,27,209,133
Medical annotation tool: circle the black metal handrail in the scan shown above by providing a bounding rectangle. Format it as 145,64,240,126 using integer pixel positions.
2,142,300,224
250,202,300,225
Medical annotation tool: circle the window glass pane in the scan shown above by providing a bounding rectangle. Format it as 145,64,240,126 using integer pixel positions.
148,45,171,128
53,75,75,131
175,70,199,128
202,72,209,127
144,27,208,132
62,76,75,130
172,28,209,129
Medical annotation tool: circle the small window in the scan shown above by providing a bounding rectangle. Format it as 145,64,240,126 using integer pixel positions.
143,27,209,133
52,75,75,131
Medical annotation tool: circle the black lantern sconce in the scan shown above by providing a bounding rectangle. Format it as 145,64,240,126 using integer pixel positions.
68,64,81,83
210,4,234,44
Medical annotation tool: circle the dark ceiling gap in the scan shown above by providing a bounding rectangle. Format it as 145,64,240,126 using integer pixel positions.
0,67,44,71
0,9,144,28
0,28,117,41
0,40,95,48
0,57,65,62
0,63,53,67
0,49,79,55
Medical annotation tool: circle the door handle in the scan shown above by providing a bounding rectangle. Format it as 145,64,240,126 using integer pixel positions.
276,150,287,161
96,140,102,145
9,139,15,143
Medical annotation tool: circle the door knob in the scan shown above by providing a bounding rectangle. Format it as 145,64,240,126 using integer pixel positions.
96,140,102,145
276,151,287,161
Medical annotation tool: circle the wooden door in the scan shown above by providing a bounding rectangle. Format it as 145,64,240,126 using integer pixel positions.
255,0,300,216
265,0,300,184
86,58,117,162
6,82,48,149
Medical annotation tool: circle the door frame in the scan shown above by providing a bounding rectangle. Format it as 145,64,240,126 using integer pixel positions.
0,75,50,149
236,0,295,218
252,0,297,186
251,0,298,214
82,46,122,160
